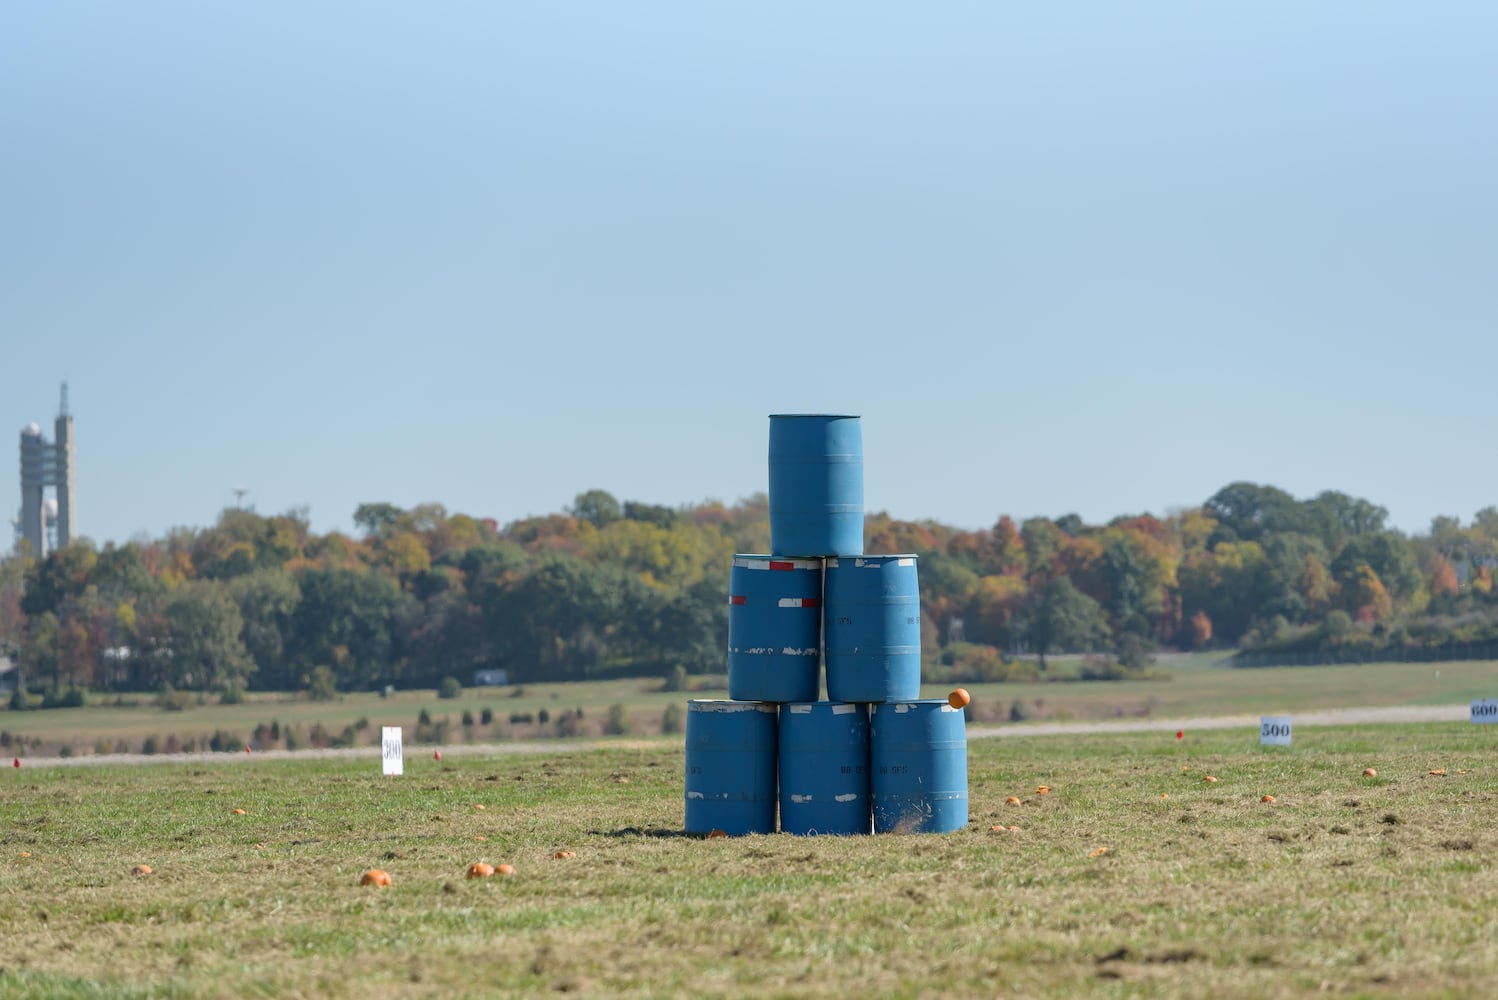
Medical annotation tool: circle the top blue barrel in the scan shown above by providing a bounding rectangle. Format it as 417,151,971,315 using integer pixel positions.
768,414,864,558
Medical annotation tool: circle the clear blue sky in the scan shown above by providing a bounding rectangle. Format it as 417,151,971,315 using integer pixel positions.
4,3,1495,546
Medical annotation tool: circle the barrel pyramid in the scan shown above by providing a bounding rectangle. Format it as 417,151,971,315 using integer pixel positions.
683,414,968,836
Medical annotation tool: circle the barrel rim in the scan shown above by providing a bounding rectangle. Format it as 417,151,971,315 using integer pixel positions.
768,413,861,420
827,553,918,560
731,555,824,569
874,699,964,710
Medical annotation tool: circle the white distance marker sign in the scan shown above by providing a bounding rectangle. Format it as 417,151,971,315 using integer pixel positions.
382,726,404,775
1260,715,1292,746
1471,700,1498,724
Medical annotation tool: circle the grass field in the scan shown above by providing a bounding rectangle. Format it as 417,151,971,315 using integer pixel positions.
5,655,1498,759
5,722,1498,998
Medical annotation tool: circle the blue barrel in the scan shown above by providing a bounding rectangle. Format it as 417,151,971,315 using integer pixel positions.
824,555,921,703
684,700,778,835
728,555,823,703
870,700,967,834
768,414,864,557
778,702,871,836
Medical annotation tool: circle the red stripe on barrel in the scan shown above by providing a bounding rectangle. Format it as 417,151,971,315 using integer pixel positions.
729,595,747,605
769,561,795,571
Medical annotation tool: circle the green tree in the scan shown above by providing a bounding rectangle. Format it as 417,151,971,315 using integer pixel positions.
353,503,406,538
1331,531,1421,608
663,663,689,692
1204,482,1308,544
1020,518,1065,581
623,500,677,528
1054,513,1086,537
376,531,432,579
570,490,622,529
307,665,339,701
651,575,727,675
485,553,644,681
227,570,301,691
1304,491,1388,551
289,567,413,690
1179,541,1274,644
164,583,256,693
1018,576,1112,669
1258,533,1330,624
1099,533,1166,638
21,543,99,618
21,610,60,687
91,542,158,599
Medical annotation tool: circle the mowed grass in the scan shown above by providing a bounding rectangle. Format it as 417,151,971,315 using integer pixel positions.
8,656,1498,756
0,677,700,753
5,724,1498,998
953,655,1498,725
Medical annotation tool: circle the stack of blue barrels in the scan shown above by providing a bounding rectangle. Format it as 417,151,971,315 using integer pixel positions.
683,414,969,837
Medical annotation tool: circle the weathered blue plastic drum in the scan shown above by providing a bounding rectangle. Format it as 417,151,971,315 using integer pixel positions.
768,414,864,557
778,702,871,836
870,700,968,834
684,700,778,836
728,555,823,703
824,555,921,703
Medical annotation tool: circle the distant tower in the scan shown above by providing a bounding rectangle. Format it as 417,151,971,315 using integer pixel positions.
54,383,75,546
18,423,47,557
15,383,76,558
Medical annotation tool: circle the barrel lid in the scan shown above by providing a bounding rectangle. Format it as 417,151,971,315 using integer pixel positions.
768,413,860,419
689,699,777,713
878,699,962,713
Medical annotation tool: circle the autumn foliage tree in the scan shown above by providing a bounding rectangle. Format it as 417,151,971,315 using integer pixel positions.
4,482,1498,695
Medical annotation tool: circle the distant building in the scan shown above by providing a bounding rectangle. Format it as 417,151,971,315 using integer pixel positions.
15,383,75,557
0,655,19,693
472,669,509,687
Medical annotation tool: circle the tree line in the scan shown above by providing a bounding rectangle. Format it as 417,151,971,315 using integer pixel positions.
3,482,1497,700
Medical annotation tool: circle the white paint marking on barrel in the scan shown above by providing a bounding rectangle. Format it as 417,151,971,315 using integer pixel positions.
695,700,777,714
834,793,859,802
831,704,858,715
777,597,820,608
